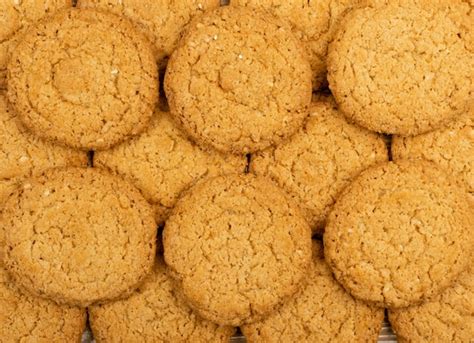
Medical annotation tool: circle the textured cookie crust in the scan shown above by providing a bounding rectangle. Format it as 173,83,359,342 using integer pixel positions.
95,109,247,224
2,167,157,307
0,264,86,343
389,270,474,343
250,95,387,232
242,241,384,343
0,0,72,89
232,0,363,89
89,256,235,343
165,6,312,154
7,8,158,150
327,2,473,135
324,160,473,308
77,0,220,67
163,174,312,326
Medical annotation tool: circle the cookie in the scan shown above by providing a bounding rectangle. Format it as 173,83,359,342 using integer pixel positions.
0,264,86,342
232,0,362,89
95,109,247,224
2,167,157,307
165,6,312,154
392,108,473,201
0,0,72,89
250,95,387,232
89,256,235,343
327,2,473,135
77,0,220,68
389,269,474,342
7,8,158,150
242,240,383,342
163,174,312,326
324,160,473,308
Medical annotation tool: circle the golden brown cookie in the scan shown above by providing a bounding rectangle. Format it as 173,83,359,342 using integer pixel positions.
95,109,247,224
232,0,363,89
250,95,387,232
163,174,312,326
2,167,157,307
324,160,473,308
0,0,72,89
7,8,158,150
389,269,474,342
165,6,312,154
327,2,473,135
89,256,235,343
0,264,86,342
76,0,220,67
242,241,384,343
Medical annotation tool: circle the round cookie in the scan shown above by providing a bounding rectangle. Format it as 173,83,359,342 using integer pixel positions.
0,0,72,89
77,0,220,68
0,264,86,342
324,160,473,308
95,109,247,224
2,167,157,307
232,0,363,89
327,2,473,135
89,256,235,343
250,95,387,232
242,241,384,343
163,174,312,326
7,8,158,150
389,269,474,342
392,108,473,201
165,6,312,154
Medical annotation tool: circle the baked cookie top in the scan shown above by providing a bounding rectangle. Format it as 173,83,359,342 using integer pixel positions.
242,241,384,343
77,0,220,67
389,269,474,343
2,167,157,307
7,8,158,150
163,174,312,326
89,256,235,343
232,0,363,89
324,160,473,308
250,95,387,232
327,2,473,135
0,0,72,89
165,6,312,154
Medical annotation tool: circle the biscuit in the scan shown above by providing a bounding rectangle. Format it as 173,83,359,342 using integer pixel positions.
0,264,86,342
163,174,312,326
324,160,473,308
7,8,158,150
327,2,473,135
76,0,220,68
165,6,312,154
95,109,247,224
0,0,72,89
389,269,474,342
242,241,384,343
89,256,235,343
232,0,363,89
250,95,387,232
2,167,157,307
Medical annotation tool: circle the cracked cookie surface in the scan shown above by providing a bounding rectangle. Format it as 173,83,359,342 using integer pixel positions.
7,8,158,150
250,95,387,232
165,6,312,154
2,167,157,307
89,256,235,343
324,160,473,308
163,174,312,326
327,2,473,135
95,109,247,224
242,241,384,343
